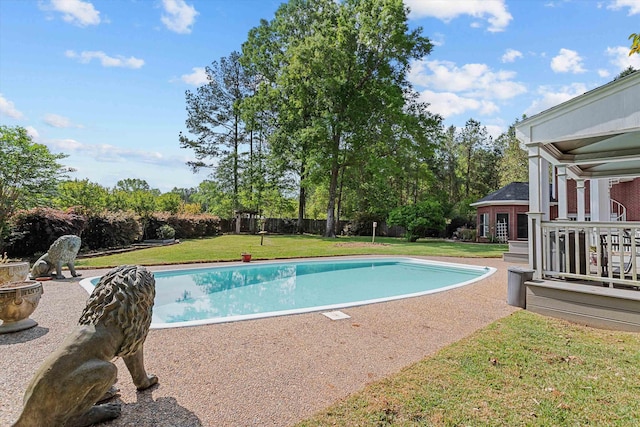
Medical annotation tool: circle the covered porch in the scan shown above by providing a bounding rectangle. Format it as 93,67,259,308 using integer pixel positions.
515,72,640,331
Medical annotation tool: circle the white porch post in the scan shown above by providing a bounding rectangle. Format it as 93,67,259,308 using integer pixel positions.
540,159,550,221
556,165,568,220
589,178,610,221
551,166,557,200
576,179,586,221
528,145,543,279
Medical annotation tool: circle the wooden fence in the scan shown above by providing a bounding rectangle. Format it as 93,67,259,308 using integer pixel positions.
218,217,406,237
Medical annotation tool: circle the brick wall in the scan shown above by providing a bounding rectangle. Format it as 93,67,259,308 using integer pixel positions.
611,179,640,221
565,178,639,220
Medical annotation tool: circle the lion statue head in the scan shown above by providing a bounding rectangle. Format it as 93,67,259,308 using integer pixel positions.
78,265,156,357
48,234,81,264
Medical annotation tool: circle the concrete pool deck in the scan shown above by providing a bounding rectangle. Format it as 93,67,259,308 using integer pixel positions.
1,256,519,426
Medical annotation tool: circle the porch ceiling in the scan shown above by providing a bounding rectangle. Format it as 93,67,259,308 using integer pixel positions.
516,72,640,180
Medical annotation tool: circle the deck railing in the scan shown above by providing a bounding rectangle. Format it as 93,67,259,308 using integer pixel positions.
541,221,639,288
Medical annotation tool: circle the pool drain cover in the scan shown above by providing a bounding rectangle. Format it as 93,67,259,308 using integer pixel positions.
322,311,351,320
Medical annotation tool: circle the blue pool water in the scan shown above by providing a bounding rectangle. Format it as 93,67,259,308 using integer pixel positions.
81,258,495,328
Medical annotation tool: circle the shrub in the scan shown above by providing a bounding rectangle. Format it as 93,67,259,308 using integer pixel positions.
5,208,220,256
6,208,86,258
387,200,446,242
156,224,176,240
82,211,143,250
347,212,385,236
458,227,477,242
148,212,220,239
446,216,473,239
168,213,220,238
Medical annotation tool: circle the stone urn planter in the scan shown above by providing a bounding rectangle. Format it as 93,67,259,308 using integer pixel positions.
0,262,43,334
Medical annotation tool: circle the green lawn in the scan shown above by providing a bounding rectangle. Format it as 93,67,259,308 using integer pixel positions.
76,234,507,268
297,310,640,426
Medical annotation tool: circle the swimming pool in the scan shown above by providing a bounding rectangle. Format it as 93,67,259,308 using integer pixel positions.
80,257,495,329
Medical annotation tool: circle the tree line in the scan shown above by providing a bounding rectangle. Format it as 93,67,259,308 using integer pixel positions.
0,0,532,248
178,0,528,237
10,1,633,244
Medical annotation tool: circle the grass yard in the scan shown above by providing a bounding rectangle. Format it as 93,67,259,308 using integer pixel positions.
75,234,507,268
297,310,640,426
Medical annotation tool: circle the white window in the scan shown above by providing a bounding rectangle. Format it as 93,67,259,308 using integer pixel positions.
479,213,489,237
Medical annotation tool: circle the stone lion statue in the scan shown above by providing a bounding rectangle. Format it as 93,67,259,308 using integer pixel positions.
13,265,158,427
29,234,82,280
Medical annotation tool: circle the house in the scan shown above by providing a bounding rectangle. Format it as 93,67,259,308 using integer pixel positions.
471,182,541,243
513,71,640,331
471,178,640,260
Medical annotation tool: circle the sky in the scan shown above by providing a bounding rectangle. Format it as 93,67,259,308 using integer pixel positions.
1,0,639,192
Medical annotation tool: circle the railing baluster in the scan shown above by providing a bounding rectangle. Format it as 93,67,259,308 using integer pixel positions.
540,220,639,289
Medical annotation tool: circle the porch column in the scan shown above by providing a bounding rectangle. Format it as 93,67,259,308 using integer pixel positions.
589,178,610,221
551,166,557,200
576,179,586,221
528,145,543,279
556,165,568,220
528,145,541,213
528,213,543,279
540,159,550,221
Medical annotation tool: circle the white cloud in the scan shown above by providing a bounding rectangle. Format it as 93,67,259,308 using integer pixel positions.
430,33,445,47
524,83,588,116
417,90,498,117
607,0,640,15
605,46,640,71
409,59,527,100
501,48,523,63
181,67,208,85
597,69,611,78
46,138,190,167
65,50,144,69
49,138,84,151
550,48,586,73
25,126,40,141
484,124,504,140
44,113,70,128
0,93,24,119
161,0,198,34
409,59,527,118
404,0,512,32
46,0,101,27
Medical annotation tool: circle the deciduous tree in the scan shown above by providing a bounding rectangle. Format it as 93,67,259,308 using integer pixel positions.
242,0,433,236
0,125,70,249
629,32,640,56
497,118,528,187
56,179,109,215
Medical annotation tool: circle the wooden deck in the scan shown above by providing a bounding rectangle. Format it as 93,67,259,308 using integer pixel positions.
525,279,640,332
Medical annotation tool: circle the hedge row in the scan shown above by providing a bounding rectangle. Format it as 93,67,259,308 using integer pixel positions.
84,211,143,250
5,208,220,258
146,212,220,239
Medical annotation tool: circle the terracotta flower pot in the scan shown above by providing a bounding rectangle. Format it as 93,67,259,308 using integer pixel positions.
241,253,252,262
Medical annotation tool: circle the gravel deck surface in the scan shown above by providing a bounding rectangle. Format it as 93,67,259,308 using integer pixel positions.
1,256,519,426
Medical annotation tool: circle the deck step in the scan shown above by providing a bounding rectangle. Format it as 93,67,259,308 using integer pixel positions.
503,252,528,263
